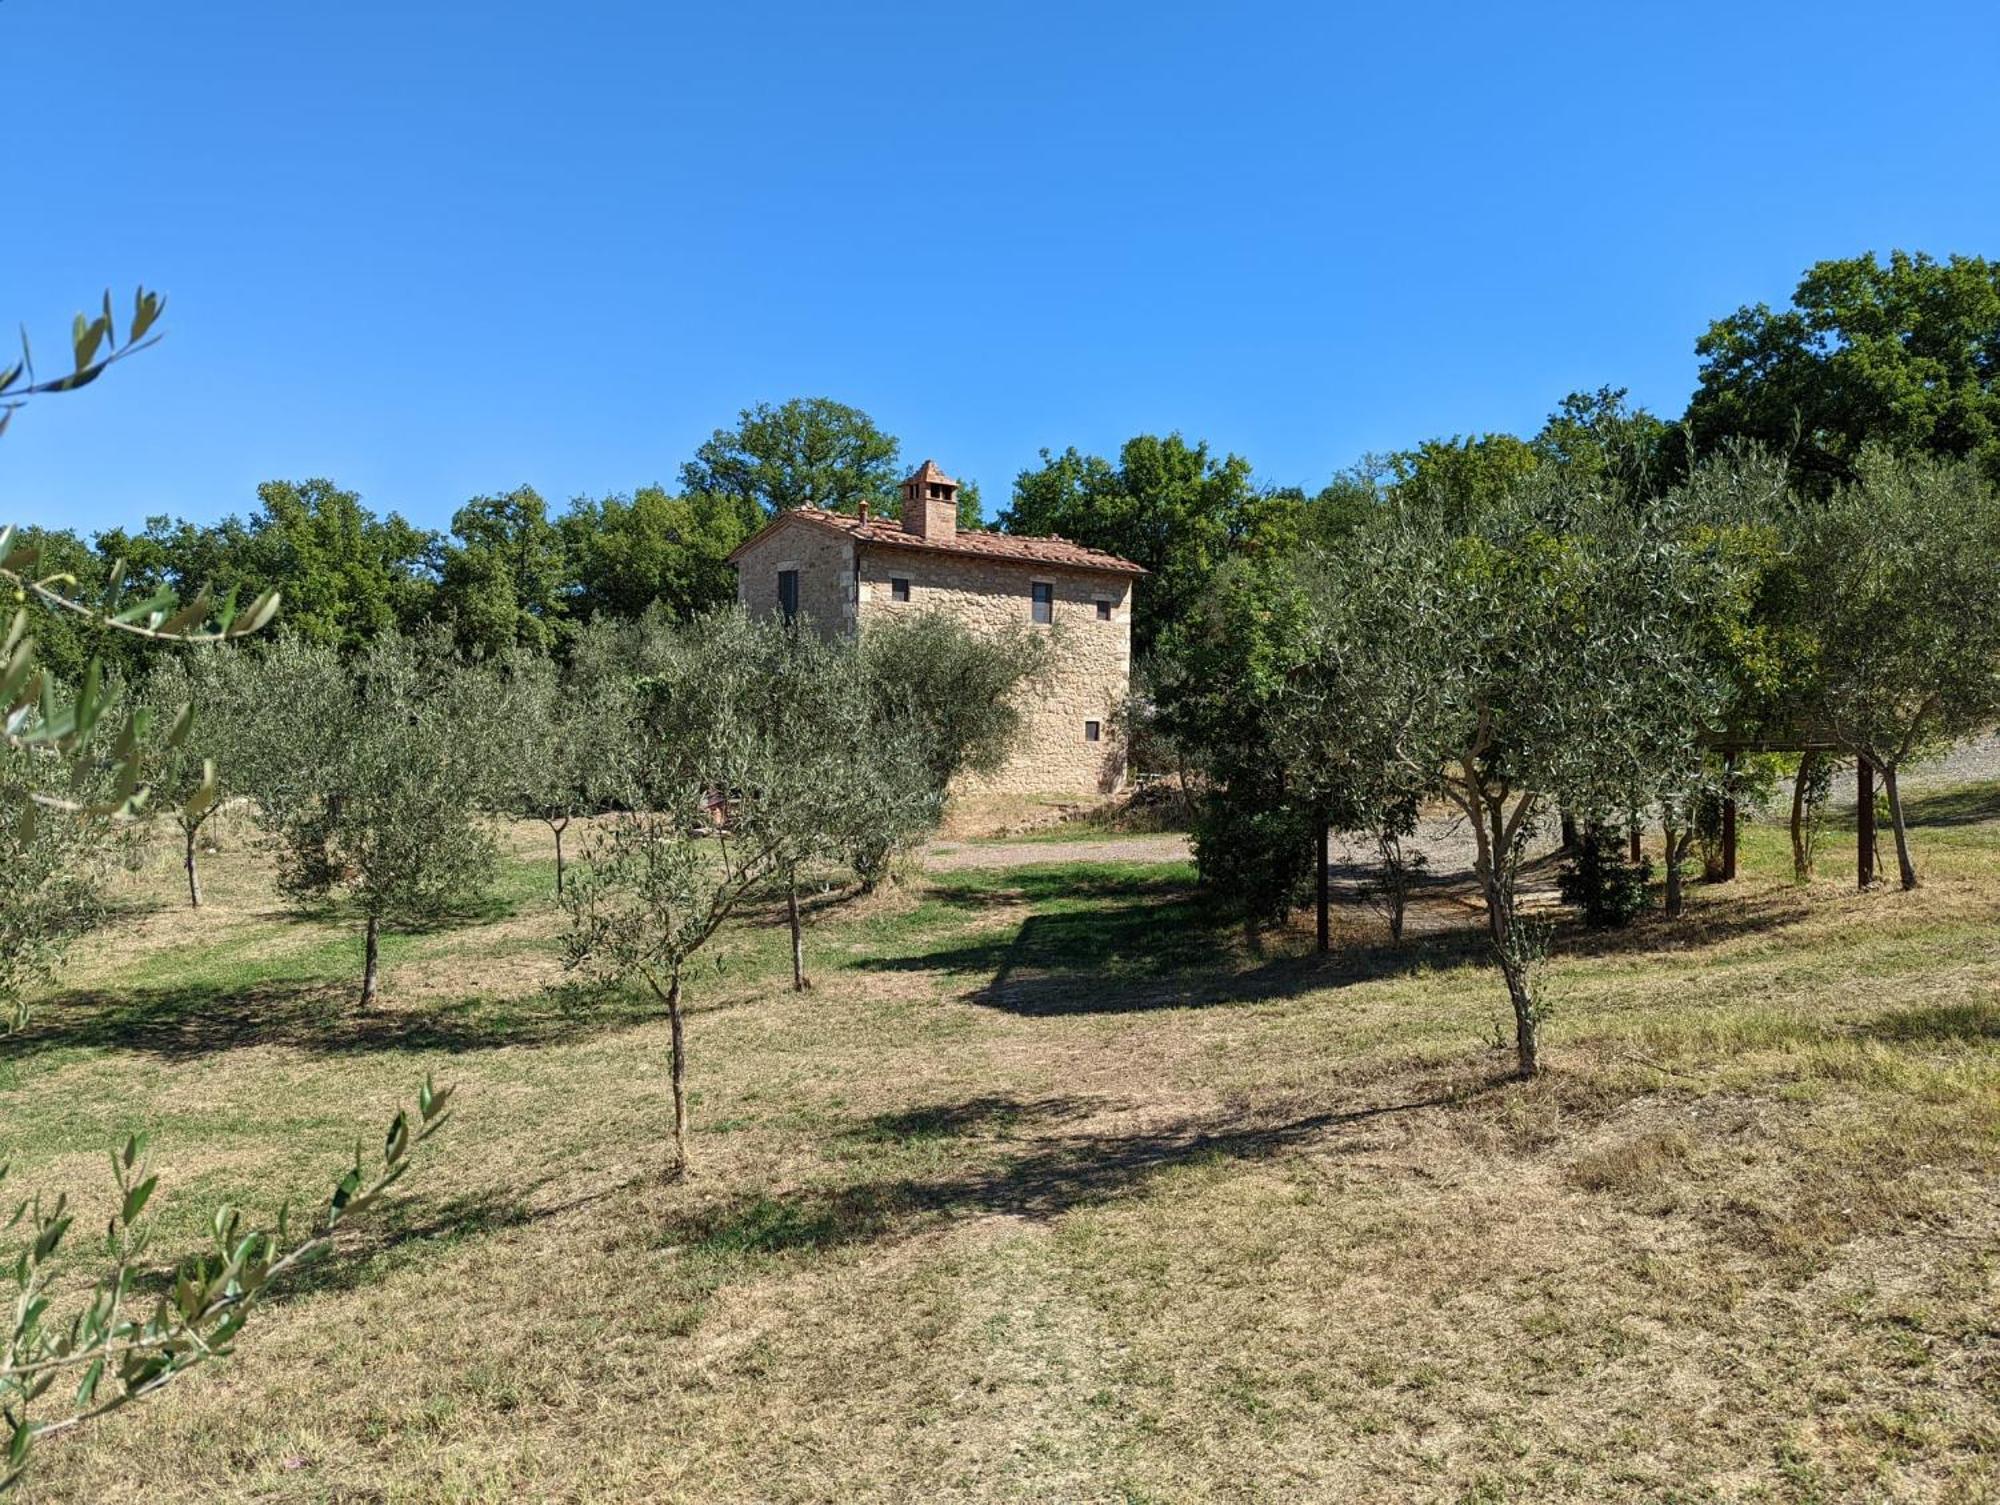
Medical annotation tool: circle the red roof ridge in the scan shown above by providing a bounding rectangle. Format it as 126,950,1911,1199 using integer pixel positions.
726,506,1146,575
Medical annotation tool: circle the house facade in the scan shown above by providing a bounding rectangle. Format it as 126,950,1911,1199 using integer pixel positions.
728,460,1145,795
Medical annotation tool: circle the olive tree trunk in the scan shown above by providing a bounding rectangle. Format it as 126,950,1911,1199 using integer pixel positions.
360,914,381,1008
1459,777,1541,1078
663,968,688,1177
1881,762,1919,890
181,821,203,909
1789,750,1815,881
550,817,569,898
787,870,808,991
1661,824,1695,918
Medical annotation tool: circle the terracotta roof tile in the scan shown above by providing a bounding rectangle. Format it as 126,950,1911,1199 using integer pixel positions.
728,506,1147,576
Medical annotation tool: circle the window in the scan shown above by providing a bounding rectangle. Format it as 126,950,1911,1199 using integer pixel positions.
1095,598,1112,621
891,577,911,603
1031,581,1053,624
777,569,800,623
1084,720,1102,743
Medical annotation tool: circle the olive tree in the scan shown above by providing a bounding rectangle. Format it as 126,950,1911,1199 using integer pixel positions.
1795,449,2000,889
564,611,922,1175
853,610,1049,890
1288,476,1724,1075
248,631,499,1005
0,740,112,1030
488,648,637,896
136,649,243,907
642,611,920,992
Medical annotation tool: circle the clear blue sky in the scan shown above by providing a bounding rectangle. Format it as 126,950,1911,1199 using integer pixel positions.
10,0,1999,536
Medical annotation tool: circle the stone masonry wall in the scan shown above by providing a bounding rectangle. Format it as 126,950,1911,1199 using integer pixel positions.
857,545,1132,796
733,519,857,636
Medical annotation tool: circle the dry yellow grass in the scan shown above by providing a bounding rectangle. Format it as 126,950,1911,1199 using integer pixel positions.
7,790,1999,1502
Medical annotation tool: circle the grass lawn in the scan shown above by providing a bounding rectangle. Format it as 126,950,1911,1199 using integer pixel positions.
7,790,1999,1502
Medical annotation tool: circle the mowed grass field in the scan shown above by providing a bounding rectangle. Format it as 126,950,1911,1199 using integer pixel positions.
8,789,2000,1503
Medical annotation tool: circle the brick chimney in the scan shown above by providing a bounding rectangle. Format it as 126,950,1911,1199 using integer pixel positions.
900,459,958,540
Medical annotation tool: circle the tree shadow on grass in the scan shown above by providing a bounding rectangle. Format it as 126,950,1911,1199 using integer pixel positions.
866,866,1490,1016
843,1094,1103,1143
654,1078,1506,1258
123,1172,641,1308
1554,888,1815,961
6,977,657,1063
1858,1000,2000,1045
1895,781,2000,829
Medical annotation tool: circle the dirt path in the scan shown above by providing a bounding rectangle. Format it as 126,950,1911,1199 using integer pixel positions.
923,833,1192,870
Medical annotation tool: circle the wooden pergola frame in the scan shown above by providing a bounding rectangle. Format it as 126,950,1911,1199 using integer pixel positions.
1702,729,1877,889
1305,729,1880,956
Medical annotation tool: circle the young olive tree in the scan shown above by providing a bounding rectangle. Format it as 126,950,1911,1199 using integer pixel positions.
487,648,637,896
853,611,1049,890
564,611,920,1175
1795,450,2000,889
1290,476,1724,1075
136,648,243,907
0,740,113,1031
249,631,499,1005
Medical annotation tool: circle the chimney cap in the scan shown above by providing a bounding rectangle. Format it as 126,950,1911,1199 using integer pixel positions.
902,458,958,490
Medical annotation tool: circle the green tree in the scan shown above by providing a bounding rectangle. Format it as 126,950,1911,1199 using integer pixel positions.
853,611,1049,889
1384,432,1542,529
559,487,754,621
1530,387,1675,495
1002,434,1260,660
1292,475,1727,1075
565,611,923,1172
488,648,637,895
0,527,126,685
680,397,902,517
1162,554,1322,928
1794,449,2000,889
135,649,238,907
250,632,499,1004
434,486,568,655
1686,250,2000,490
0,739,111,1029
243,479,437,647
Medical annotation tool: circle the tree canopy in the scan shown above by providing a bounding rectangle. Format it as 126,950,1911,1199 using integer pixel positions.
1686,250,2000,489
679,397,904,518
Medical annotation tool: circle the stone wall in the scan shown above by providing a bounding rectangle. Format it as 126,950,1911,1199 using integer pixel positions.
733,517,857,635
857,545,1132,796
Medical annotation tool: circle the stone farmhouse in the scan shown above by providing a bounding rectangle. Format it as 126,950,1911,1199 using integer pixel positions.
728,460,1145,795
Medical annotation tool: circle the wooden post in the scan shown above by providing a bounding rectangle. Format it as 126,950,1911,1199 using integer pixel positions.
1720,755,1738,882
1315,811,1330,954
1857,759,1875,889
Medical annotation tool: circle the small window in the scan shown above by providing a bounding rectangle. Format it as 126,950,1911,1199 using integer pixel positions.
1084,720,1102,743
891,577,911,603
1095,598,1112,621
1031,581,1053,624
777,569,800,623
